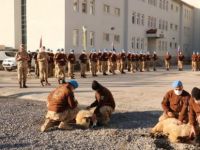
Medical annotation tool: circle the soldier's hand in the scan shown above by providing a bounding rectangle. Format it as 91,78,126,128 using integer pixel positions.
86,106,90,110
167,111,174,117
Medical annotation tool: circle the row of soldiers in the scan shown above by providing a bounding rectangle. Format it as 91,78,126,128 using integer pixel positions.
16,44,194,88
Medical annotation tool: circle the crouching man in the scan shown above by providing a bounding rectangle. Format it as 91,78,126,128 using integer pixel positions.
189,87,200,139
41,80,79,132
86,80,115,126
159,80,190,124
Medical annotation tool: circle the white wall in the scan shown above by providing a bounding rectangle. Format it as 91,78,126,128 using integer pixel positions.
65,0,124,53
0,0,15,48
27,0,65,52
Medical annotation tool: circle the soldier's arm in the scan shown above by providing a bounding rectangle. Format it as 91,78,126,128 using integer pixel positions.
189,98,197,126
67,93,77,109
161,92,171,113
178,96,190,122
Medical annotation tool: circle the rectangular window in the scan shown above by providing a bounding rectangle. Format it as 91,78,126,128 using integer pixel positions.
171,4,173,10
73,0,79,12
114,8,120,16
137,13,140,25
89,31,95,46
175,25,178,31
82,0,87,13
148,16,151,27
136,38,140,49
141,14,145,26
132,37,135,49
132,12,136,24
141,38,144,49
170,23,173,30
158,40,161,50
114,35,120,43
73,29,79,47
89,0,95,15
103,33,109,42
104,4,110,14
159,19,161,29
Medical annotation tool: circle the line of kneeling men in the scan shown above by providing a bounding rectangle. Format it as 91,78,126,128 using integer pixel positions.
41,80,115,132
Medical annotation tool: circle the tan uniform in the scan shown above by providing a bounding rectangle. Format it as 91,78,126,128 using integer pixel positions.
79,53,88,77
27,53,32,75
101,52,108,75
110,53,117,74
191,54,198,71
41,83,79,132
90,53,98,76
152,54,158,71
108,52,112,73
97,52,102,72
15,51,29,87
55,53,67,83
67,53,76,78
33,52,39,77
131,54,136,73
141,54,146,72
146,54,151,71
127,53,132,72
164,54,171,70
119,52,126,73
197,54,200,71
37,51,49,83
178,54,184,71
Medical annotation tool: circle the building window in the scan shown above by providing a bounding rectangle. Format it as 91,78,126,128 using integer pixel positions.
176,6,178,12
166,1,168,10
131,37,135,49
170,42,172,48
89,31,95,46
171,4,173,11
159,0,162,9
132,12,136,24
175,25,178,31
103,33,109,42
170,23,173,30
158,40,161,50
89,0,95,15
137,13,140,25
159,19,161,29
73,0,79,12
136,38,140,49
73,29,79,47
104,4,110,14
141,14,145,26
175,42,177,49
141,38,144,49
82,0,87,13
114,8,120,16
148,16,151,28
114,35,120,43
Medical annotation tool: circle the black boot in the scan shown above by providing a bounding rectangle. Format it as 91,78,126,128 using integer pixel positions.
23,81,28,88
19,81,22,88
40,80,44,87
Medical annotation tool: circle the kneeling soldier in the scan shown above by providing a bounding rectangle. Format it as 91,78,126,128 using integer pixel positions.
41,80,79,132
86,80,115,126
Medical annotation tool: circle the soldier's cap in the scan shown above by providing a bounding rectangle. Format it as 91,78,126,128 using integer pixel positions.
68,80,79,89
47,49,50,51
191,87,200,100
61,48,64,51
57,49,60,51
172,80,183,88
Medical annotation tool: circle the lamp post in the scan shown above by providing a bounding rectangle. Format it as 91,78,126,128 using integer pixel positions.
111,27,115,50
82,26,87,51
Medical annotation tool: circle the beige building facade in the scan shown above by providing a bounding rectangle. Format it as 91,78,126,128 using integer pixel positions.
0,0,200,56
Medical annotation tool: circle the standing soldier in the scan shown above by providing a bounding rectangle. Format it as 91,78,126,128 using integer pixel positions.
102,49,109,75
90,50,98,77
141,52,146,72
135,52,139,71
119,49,126,74
55,49,67,84
15,44,29,88
97,50,103,73
67,49,76,79
110,50,117,75
131,52,136,73
197,52,200,71
54,49,60,79
79,50,88,78
47,49,54,77
152,51,158,71
178,51,185,71
146,52,151,72
27,50,32,75
191,52,197,72
139,52,143,72
165,51,172,71
33,49,39,77
127,51,132,72
37,46,51,86
108,50,113,73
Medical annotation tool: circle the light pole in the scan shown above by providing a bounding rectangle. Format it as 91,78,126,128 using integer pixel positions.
82,26,87,51
111,27,115,50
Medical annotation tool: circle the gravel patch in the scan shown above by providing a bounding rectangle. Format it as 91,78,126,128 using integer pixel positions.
0,97,199,150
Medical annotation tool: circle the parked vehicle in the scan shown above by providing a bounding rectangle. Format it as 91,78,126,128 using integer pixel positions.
2,57,17,71
0,49,17,70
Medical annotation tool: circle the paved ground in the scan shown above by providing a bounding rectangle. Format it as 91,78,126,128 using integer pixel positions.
0,67,200,149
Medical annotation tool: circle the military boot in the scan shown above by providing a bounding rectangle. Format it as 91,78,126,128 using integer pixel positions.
23,81,28,88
